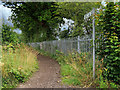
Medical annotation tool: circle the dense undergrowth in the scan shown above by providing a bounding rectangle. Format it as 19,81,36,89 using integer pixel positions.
38,49,120,88
1,43,39,88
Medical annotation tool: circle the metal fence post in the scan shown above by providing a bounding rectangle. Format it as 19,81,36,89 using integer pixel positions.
0,5,2,89
93,8,95,80
77,36,80,53
64,39,66,54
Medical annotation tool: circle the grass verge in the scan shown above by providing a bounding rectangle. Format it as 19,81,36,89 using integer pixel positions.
1,43,39,88
38,49,120,88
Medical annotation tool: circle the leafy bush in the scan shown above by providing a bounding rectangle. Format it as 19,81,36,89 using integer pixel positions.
2,24,20,46
2,23,21,53
95,2,120,84
1,43,39,88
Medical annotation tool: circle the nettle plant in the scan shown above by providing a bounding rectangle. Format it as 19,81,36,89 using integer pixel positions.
95,2,120,84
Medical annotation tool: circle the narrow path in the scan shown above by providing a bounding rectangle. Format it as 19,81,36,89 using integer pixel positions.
18,55,71,88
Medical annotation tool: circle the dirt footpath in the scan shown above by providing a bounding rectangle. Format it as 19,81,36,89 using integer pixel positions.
18,55,71,88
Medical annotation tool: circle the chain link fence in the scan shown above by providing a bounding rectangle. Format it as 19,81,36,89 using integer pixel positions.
28,34,94,60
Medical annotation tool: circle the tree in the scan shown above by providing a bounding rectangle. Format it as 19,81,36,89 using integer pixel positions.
3,2,63,42
57,2,100,37
2,23,19,45
59,30,69,39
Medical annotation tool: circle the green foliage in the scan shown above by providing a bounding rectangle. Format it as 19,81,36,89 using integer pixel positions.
3,2,100,40
57,2,100,37
99,74,109,88
59,52,94,87
40,49,95,87
110,82,119,88
95,2,120,84
38,48,119,88
54,50,65,65
59,30,70,39
2,23,20,45
2,44,39,88
61,64,81,85
95,69,120,88
4,2,62,42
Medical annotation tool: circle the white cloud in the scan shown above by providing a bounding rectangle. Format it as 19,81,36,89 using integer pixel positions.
60,18,74,31
14,28,22,34
0,4,12,20
0,4,13,26
101,0,107,7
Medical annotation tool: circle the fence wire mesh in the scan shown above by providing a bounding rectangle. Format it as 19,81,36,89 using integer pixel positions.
28,34,94,61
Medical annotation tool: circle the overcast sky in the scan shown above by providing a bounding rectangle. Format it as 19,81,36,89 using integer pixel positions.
0,2,22,34
0,3,12,24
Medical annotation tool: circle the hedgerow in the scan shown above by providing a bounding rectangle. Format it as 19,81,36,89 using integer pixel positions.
96,2,120,84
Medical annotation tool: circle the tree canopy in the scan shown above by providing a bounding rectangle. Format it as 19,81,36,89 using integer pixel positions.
4,2,63,42
3,2,100,41
56,2,100,37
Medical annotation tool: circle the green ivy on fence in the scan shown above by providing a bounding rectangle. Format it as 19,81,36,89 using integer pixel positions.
96,2,120,85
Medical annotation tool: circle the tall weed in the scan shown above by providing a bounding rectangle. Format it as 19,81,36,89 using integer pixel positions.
56,51,119,88
58,51,100,87
34,49,120,88
1,43,39,88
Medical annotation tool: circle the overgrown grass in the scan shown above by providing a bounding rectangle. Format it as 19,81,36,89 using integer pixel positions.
38,49,120,88
54,51,98,87
1,43,39,88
